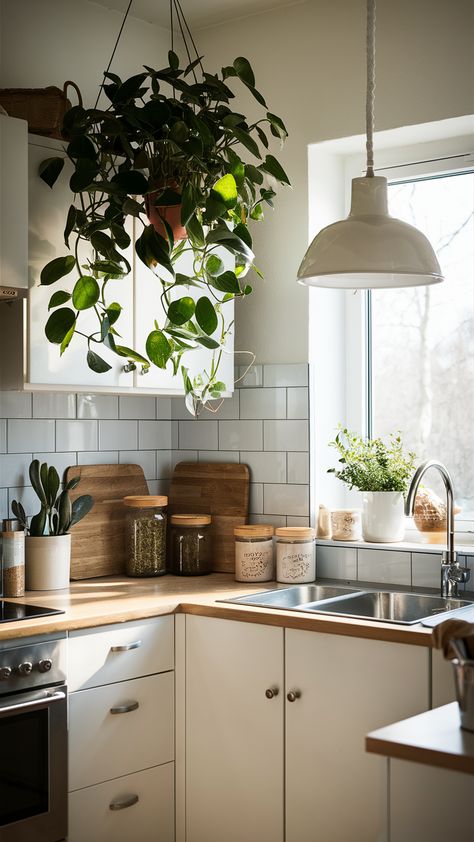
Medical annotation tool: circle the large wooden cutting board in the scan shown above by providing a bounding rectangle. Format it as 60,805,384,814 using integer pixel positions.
168,462,249,573
65,463,148,580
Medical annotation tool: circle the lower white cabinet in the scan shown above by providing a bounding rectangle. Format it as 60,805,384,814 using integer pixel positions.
184,616,430,842
68,619,175,842
68,763,175,842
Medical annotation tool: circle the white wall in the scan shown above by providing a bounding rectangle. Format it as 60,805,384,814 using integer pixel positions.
198,0,474,364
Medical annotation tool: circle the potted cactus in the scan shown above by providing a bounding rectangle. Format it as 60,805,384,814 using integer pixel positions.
12,460,93,590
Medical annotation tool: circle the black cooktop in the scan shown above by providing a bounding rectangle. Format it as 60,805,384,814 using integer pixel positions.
0,601,65,624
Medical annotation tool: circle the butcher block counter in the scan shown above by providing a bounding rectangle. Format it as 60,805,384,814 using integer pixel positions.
0,573,434,644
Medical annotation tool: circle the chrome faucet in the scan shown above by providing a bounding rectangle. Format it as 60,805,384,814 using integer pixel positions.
405,460,470,598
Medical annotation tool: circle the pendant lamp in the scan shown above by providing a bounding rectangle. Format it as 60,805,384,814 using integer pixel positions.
297,0,444,289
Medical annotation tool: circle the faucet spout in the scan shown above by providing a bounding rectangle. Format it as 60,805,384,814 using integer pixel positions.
405,460,470,598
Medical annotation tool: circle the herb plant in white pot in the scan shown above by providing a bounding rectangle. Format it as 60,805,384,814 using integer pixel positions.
12,460,93,590
328,428,416,543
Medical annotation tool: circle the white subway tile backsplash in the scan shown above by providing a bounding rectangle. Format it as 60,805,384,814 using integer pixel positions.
287,516,310,527
264,483,309,517
287,452,309,484
0,391,32,418
119,395,156,420
236,364,263,388
8,485,41,517
170,450,198,471
287,387,309,419
250,513,286,528
198,451,240,463
33,452,76,478
77,394,119,420
0,420,5,454
77,451,118,465
99,420,137,451
358,548,411,586
0,488,8,521
219,420,262,451
178,420,218,450
411,552,441,589
249,483,264,514
139,420,173,450
316,545,358,580
241,451,286,484
240,388,286,420
156,397,172,419
33,392,76,419
204,391,240,420
171,398,195,421
0,454,35,487
7,419,55,453
264,420,308,452
155,450,173,479
119,450,156,480
147,479,170,497
56,420,98,452
263,364,308,388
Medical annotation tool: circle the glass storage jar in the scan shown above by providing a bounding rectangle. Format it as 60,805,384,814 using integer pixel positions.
234,525,274,582
1,519,25,597
170,514,212,576
275,527,315,583
123,495,168,577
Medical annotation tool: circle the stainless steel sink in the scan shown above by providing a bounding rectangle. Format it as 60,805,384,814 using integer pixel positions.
225,584,359,610
302,591,473,625
223,585,473,625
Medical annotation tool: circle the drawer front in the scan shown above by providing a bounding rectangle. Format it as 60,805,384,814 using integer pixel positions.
69,672,174,791
68,616,174,691
68,763,174,842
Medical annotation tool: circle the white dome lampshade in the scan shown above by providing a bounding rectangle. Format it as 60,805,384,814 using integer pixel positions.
297,175,444,289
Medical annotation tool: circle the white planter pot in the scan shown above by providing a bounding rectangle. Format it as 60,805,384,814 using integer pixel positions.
25,534,71,590
362,492,405,543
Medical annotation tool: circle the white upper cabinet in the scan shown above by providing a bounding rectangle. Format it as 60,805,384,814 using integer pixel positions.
0,114,28,293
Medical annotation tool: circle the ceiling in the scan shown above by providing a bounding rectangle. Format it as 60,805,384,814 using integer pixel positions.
87,0,302,29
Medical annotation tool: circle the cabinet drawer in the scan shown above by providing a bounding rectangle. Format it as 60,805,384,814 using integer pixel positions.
68,763,174,842
68,616,174,691
69,672,174,791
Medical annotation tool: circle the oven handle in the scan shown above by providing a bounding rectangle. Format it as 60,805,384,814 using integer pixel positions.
0,689,66,716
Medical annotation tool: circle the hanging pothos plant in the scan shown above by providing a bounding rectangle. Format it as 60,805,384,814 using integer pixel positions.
38,52,290,412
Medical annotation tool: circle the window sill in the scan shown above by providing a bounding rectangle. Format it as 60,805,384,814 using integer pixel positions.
316,536,474,555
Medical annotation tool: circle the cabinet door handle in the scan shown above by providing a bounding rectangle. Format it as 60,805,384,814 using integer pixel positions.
110,700,139,715
109,793,139,811
110,640,142,652
287,690,301,703
265,687,279,699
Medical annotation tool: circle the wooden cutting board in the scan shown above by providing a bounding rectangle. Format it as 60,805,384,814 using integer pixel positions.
168,462,250,573
65,463,149,580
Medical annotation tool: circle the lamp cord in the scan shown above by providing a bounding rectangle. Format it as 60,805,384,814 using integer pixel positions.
366,0,376,177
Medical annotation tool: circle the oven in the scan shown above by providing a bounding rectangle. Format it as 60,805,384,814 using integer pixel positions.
0,635,67,842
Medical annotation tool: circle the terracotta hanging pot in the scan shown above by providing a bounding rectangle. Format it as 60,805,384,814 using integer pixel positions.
146,182,187,242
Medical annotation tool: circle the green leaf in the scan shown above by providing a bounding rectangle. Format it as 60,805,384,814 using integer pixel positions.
72,276,100,310
69,159,99,192
40,255,76,286
226,150,245,188
111,223,131,250
231,127,260,159
233,57,255,87
60,322,76,355
256,126,269,148
45,308,76,344
168,296,195,326
233,222,252,249
209,270,240,294
115,345,150,365
38,156,64,188
211,173,238,209
29,459,47,505
67,136,97,160
70,494,94,528
122,197,144,217
47,465,60,507
91,231,115,257
111,170,149,194
181,183,199,227
87,349,112,373
250,202,264,221
64,205,77,247
146,330,172,369
195,297,218,335
185,214,205,247
245,84,267,108
48,290,71,310
106,302,122,325
266,112,288,141
245,164,264,185
206,227,254,262
205,255,225,277
195,335,220,350
168,50,180,70
135,225,173,273
259,154,291,185
93,259,126,277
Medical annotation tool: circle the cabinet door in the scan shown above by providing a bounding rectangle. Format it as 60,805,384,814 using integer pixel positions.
134,242,234,395
285,630,429,842
185,615,284,842
27,136,134,388
0,114,28,291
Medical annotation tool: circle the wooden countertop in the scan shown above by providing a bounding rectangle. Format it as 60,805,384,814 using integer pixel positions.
0,574,434,645
366,702,474,775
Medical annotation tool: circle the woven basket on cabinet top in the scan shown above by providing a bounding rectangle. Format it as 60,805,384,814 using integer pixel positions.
0,80,82,139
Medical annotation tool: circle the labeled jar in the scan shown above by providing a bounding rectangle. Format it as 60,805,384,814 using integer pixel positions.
1,519,25,597
123,496,167,577
234,525,275,582
275,527,315,584
170,514,212,576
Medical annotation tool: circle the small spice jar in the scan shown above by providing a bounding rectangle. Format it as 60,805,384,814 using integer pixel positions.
234,525,275,582
123,496,168,577
1,519,25,597
275,527,316,584
170,514,212,576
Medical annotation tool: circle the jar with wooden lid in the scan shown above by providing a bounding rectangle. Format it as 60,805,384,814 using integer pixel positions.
234,525,274,582
1,519,25,597
170,514,212,576
123,496,168,577
275,527,315,584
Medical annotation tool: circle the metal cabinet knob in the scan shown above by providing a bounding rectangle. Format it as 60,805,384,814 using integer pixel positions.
265,687,279,699
38,658,52,673
0,667,12,680
109,793,139,811
16,662,33,676
287,690,301,703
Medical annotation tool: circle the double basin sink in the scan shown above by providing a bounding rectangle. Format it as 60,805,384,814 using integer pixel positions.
225,584,473,625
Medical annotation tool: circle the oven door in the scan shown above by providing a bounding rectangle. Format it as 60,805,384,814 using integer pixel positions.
0,687,67,842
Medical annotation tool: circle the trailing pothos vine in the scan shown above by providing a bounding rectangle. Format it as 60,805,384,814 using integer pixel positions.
39,52,290,413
